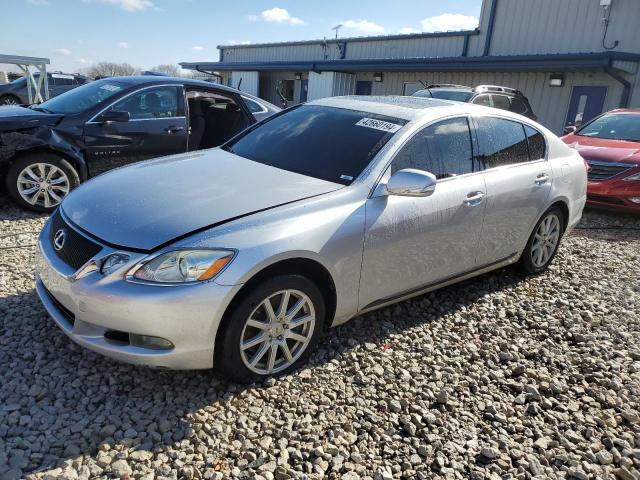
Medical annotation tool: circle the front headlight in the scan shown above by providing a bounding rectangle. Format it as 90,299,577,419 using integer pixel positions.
623,172,640,182
127,249,235,284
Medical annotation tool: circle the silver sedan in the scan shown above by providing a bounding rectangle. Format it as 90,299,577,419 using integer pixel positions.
35,96,587,382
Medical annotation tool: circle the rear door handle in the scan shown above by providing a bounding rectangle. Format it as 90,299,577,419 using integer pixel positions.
535,173,550,185
463,191,485,207
164,126,184,134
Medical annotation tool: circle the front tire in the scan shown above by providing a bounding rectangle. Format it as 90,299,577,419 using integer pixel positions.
215,274,325,383
6,153,80,213
519,207,564,275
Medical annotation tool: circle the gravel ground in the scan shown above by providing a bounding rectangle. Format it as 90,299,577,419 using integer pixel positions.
1,194,639,480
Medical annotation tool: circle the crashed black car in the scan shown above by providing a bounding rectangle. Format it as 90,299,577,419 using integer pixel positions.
0,76,279,212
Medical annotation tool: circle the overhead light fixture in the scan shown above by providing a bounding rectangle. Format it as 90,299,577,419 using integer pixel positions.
374,73,384,82
549,73,565,87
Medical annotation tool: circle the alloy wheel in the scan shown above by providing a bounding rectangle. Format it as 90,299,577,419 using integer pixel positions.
17,163,70,209
240,289,316,375
1,97,18,106
531,213,560,268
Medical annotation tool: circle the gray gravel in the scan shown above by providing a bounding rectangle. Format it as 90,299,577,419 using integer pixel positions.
1,193,639,480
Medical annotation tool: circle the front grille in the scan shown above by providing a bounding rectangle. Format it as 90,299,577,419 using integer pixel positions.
49,210,102,270
587,160,633,181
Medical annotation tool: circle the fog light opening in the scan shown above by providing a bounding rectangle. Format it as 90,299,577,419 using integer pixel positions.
104,329,129,345
129,334,174,350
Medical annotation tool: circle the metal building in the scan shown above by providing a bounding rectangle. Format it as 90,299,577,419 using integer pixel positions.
181,0,640,134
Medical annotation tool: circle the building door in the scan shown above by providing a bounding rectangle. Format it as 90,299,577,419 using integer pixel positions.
299,79,308,102
565,86,607,127
356,81,372,95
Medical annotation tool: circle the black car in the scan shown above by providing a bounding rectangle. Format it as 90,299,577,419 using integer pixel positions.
0,72,89,106
412,84,537,121
0,76,279,212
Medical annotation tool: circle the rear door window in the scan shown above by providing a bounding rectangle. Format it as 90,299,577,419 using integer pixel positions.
392,117,474,179
475,116,529,168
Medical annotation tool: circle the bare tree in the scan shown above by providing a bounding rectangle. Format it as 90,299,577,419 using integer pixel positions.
86,62,136,79
150,64,181,77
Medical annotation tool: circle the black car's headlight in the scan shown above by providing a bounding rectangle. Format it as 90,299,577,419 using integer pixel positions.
126,249,235,284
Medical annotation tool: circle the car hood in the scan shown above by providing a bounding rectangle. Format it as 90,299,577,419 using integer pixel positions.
61,149,344,251
562,134,640,164
0,105,64,131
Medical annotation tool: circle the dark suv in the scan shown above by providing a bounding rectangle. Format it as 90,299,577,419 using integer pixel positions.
412,84,537,120
0,72,89,106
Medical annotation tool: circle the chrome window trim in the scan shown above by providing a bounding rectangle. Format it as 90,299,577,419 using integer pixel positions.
367,113,551,197
241,95,268,114
87,84,184,124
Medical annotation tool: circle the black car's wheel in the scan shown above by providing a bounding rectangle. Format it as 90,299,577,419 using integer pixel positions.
6,153,80,213
215,274,325,383
519,207,564,275
0,95,20,106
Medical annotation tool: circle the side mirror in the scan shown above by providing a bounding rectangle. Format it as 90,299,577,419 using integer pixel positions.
563,125,577,135
97,110,130,123
386,169,437,197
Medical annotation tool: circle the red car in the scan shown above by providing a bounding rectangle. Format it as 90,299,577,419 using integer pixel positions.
562,109,640,214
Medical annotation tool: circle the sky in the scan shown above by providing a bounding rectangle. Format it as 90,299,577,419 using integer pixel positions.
2,0,482,73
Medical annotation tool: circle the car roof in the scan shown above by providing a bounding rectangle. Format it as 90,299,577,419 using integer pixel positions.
99,75,241,93
309,95,464,120
309,95,486,121
93,76,272,105
607,108,640,115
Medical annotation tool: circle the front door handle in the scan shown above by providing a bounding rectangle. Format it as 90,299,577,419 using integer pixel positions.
164,126,184,134
535,173,550,185
463,191,485,207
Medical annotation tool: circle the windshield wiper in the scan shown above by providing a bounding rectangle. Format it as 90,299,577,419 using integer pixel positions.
221,144,235,154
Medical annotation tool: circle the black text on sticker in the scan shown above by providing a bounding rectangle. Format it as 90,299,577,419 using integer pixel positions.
356,118,402,133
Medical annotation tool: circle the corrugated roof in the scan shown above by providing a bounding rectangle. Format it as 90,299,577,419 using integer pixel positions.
181,52,640,74
218,29,479,50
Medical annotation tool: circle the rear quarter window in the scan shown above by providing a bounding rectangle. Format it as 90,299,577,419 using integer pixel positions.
524,125,546,160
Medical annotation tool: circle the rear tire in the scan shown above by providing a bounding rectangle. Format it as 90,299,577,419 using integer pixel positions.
6,153,80,213
215,274,325,383
519,207,564,275
0,95,20,106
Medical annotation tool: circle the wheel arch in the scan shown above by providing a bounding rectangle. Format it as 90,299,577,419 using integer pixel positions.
217,256,338,342
548,199,570,232
9,147,86,181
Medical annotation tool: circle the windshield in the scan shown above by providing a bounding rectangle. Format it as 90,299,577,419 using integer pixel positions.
577,114,640,142
226,105,407,185
37,79,128,114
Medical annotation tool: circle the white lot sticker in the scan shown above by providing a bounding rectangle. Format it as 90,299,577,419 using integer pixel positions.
356,117,402,133
100,84,120,92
